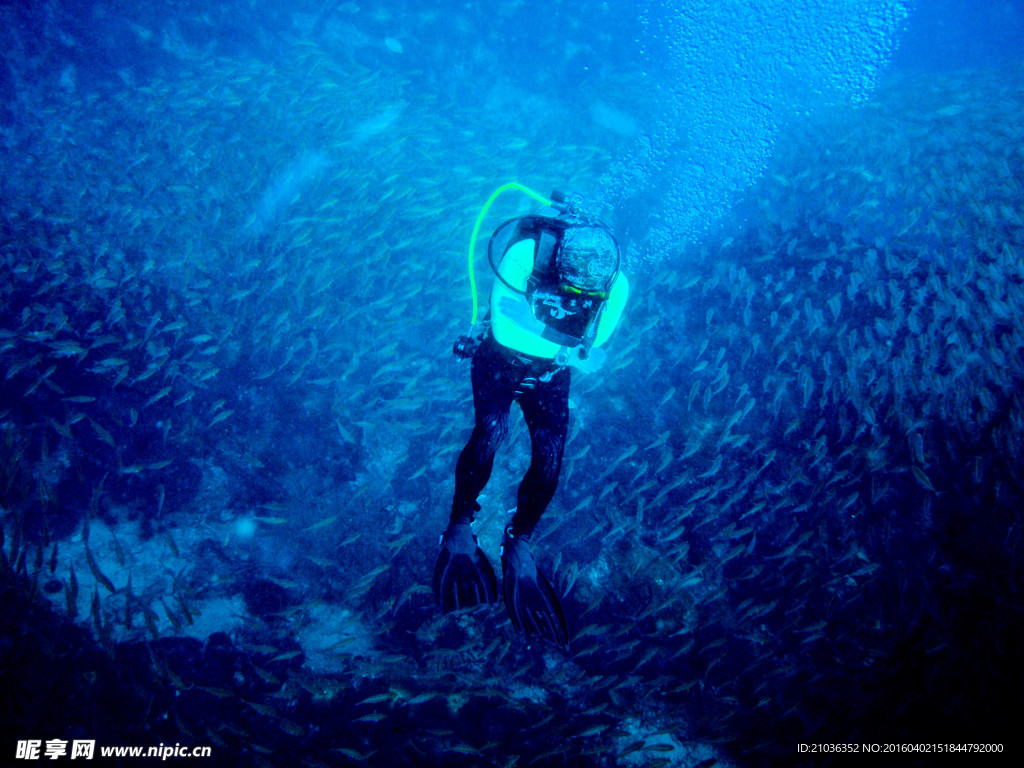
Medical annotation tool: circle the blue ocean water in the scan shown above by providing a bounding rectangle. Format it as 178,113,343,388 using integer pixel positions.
1,1,1022,766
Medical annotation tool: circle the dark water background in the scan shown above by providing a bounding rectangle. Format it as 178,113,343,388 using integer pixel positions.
2,1,1023,766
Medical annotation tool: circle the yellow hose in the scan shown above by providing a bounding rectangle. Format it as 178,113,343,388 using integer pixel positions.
467,183,552,325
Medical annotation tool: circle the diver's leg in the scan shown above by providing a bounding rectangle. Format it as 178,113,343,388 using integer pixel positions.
449,338,518,526
501,365,571,646
436,339,521,611
510,365,570,537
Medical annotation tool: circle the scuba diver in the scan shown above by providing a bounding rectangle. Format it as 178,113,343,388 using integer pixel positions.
433,186,629,649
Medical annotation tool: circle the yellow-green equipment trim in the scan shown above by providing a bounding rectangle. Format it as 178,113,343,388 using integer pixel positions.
467,183,553,325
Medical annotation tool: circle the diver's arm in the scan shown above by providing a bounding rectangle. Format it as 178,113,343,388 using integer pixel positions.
592,271,629,348
556,271,628,373
555,272,627,373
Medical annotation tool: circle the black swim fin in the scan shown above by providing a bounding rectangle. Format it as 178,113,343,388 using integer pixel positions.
500,527,569,649
433,520,498,611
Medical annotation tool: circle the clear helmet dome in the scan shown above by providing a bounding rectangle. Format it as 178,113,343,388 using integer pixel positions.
557,226,618,292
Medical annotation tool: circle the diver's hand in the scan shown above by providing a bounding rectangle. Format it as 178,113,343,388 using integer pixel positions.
563,345,606,374
498,296,546,335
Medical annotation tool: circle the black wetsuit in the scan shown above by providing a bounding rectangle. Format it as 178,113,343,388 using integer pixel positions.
449,333,569,538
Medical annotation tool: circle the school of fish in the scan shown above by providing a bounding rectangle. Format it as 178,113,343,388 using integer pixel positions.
2,9,1022,768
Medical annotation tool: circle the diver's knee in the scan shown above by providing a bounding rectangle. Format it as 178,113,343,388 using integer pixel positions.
475,413,509,460
531,433,564,485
